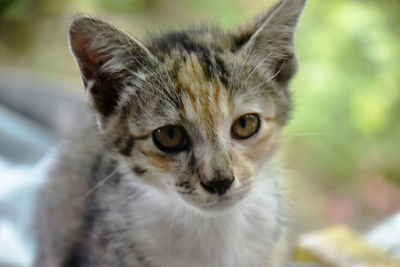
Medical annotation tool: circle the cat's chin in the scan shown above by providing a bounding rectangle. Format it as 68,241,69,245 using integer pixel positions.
182,195,244,215
201,200,240,214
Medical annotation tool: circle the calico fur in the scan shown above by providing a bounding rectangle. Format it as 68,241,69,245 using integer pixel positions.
34,0,306,266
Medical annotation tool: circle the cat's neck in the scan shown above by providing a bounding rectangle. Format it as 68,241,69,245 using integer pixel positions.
119,170,282,267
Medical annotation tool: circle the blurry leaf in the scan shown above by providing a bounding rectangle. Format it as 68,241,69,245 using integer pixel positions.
94,0,153,14
286,0,400,188
352,92,389,135
0,0,34,20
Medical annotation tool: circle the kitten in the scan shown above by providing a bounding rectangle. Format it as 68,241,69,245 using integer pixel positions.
34,0,306,266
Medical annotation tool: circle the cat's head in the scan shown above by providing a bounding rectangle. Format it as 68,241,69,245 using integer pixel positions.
69,0,306,212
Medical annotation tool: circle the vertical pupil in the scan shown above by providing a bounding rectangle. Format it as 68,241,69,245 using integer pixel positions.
239,117,247,129
168,127,176,140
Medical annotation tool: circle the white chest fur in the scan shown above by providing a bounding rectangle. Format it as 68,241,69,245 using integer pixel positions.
121,172,282,267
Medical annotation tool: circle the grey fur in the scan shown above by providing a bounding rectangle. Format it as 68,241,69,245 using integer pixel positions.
34,1,306,266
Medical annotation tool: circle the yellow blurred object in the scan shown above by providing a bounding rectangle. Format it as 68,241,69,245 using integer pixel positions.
294,225,400,267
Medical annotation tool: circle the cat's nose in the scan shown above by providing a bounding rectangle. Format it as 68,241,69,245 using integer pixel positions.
200,177,234,196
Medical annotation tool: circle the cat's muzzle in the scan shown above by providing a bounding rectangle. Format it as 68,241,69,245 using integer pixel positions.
200,177,234,196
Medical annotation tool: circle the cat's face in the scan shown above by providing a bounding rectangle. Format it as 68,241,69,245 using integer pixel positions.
105,52,284,211
69,0,305,212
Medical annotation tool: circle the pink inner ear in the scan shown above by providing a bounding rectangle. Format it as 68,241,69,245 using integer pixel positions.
69,29,121,117
70,31,106,85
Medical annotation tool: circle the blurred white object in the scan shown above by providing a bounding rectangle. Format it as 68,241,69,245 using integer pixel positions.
0,67,80,267
0,150,56,267
366,212,400,261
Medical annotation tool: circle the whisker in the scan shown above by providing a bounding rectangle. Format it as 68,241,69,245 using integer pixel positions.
127,70,174,104
116,40,177,105
247,60,286,92
97,41,177,105
244,52,272,83
284,132,330,136
268,59,286,81
79,169,119,201
235,39,256,84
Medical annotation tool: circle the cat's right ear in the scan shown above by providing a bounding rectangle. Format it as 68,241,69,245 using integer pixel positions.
229,0,306,83
69,15,156,117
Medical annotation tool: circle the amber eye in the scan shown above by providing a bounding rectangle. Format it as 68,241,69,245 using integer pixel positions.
231,113,260,139
153,125,190,152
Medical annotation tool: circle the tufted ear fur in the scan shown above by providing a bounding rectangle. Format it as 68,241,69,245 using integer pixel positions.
229,0,306,83
69,15,156,117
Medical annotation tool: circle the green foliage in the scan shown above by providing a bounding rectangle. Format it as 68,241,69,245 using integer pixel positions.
87,0,152,14
286,0,400,186
0,0,34,19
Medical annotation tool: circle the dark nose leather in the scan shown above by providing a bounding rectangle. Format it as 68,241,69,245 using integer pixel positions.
200,178,234,196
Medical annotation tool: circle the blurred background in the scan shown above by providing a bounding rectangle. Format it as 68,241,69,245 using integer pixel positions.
0,0,399,266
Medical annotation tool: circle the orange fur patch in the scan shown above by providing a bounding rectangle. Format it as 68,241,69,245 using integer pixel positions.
176,54,229,139
244,122,280,163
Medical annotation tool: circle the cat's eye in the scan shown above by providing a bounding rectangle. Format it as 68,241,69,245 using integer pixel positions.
231,113,260,140
153,125,190,153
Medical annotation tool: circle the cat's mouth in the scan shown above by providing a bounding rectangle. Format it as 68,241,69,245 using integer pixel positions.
199,196,240,212
179,188,248,213
175,176,253,213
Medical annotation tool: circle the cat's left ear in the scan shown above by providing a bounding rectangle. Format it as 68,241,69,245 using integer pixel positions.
69,15,157,117
229,0,306,83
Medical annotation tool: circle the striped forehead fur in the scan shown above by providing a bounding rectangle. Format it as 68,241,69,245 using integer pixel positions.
105,31,290,130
